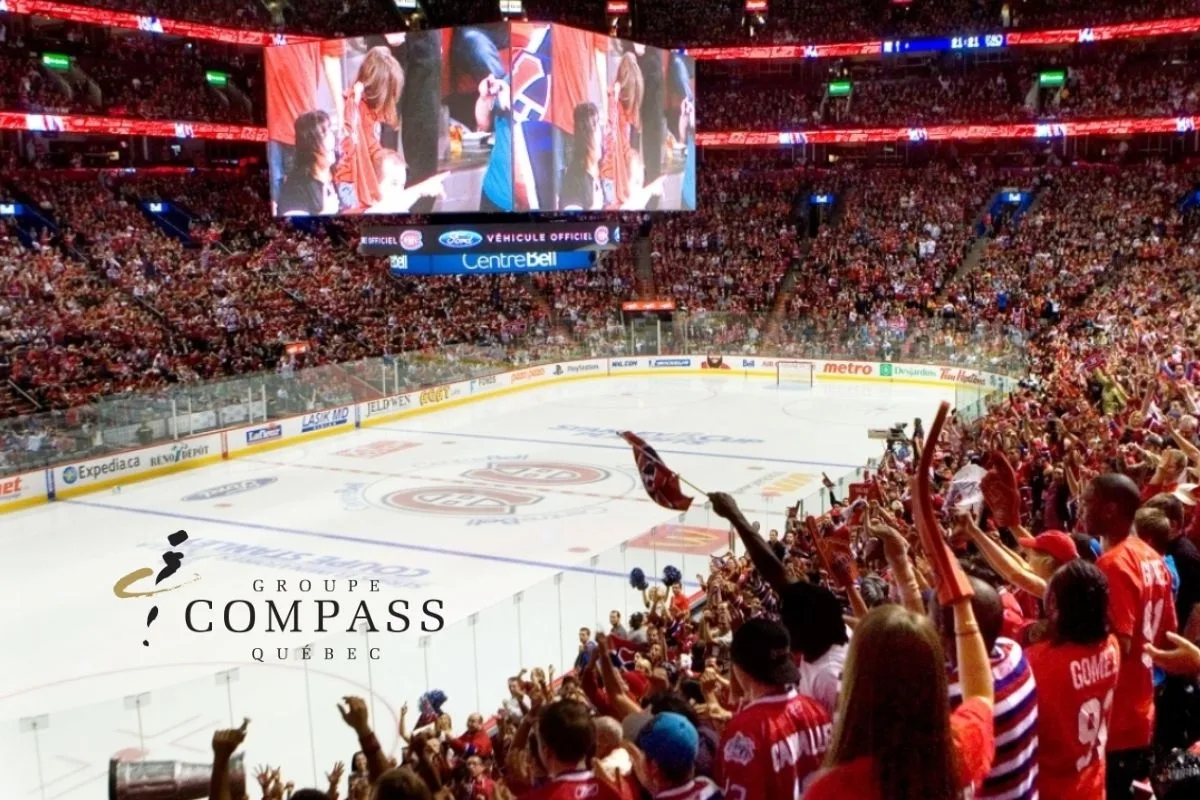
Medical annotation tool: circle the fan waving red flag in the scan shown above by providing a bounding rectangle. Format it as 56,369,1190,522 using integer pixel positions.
606,633,649,670
620,431,695,512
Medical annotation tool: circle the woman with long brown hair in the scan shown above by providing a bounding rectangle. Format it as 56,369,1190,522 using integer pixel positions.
277,110,338,216
805,599,995,800
599,51,643,208
559,102,603,211
334,45,405,212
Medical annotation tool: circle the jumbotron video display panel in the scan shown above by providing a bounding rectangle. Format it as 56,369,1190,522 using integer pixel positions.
264,23,696,216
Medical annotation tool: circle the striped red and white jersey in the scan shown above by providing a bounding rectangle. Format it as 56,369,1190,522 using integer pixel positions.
949,637,1040,800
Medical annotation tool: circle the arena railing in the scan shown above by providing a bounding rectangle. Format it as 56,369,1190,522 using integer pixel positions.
1,323,1023,797
0,316,1027,477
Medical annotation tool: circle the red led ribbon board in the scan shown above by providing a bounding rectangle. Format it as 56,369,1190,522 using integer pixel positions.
696,116,1199,147
1,0,321,46
1007,16,1200,46
687,16,1200,60
3,1,1200,54
0,113,1193,147
0,111,269,142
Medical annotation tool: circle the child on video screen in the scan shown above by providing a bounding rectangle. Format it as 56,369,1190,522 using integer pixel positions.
365,149,446,214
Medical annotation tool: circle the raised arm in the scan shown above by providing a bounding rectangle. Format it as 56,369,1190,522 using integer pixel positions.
594,634,642,719
866,503,925,614
709,491,792,593
953,599,995,710
339,696,389,782
958,513,1047,599
398,702,412,744
209,718,248,800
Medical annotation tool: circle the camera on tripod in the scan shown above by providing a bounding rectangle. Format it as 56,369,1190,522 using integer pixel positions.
867,421,911,452
886,422,909,448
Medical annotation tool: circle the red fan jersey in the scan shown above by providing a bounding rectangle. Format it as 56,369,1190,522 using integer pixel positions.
717,689,832,800
520,769,638,800
1026,635,1121,800
1097,536,1177,751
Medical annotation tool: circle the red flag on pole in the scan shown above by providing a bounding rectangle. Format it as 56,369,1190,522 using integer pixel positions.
606,633,649,670
621,431,695,512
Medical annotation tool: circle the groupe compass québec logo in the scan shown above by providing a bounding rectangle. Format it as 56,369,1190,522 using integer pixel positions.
356,455,636,526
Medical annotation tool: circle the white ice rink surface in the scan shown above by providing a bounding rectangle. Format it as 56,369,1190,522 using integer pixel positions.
0,375,957,797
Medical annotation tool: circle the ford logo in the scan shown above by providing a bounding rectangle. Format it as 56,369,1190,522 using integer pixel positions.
438,230,483,249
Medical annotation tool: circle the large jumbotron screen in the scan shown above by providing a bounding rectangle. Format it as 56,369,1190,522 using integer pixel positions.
264,23,696,216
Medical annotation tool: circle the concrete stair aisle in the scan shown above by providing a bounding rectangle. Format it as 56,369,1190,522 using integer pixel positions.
519,274,567,336
762,259,802,343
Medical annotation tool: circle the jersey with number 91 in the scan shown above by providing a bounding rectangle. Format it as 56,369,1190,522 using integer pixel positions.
1026,635,1121,799
1097,536,1178,752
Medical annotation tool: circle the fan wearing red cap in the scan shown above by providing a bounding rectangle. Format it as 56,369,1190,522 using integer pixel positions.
1018,531,1080,575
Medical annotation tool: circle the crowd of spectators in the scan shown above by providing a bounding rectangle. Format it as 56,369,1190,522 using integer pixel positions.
8,0,1197,45
699,44,1200,133
81,36,259,123
196,187,1200,800
648,165,800,315
62,0,401,37
777,161,1002,362
0,167,563,426
644,0,1200,48
4,154,1197,422
0,44,73,112
949,161,1193,327
0,22,260,121
4,4,1200,133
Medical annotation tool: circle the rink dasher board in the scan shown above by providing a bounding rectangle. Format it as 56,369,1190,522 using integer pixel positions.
0,356,1017,514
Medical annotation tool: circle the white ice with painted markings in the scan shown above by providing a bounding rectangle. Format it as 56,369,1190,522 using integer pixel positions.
0,375,955,797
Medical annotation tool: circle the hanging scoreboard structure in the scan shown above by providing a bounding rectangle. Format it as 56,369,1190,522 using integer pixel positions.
361,222,622,276
265,22,696,216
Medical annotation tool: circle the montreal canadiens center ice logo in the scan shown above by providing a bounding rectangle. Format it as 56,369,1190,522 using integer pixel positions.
594,226,610,247
365,457,632,524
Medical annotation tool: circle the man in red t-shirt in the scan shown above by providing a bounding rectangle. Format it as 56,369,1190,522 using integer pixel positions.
717,618,832,800
448,712,493,759
1084,474,1178,800
521,699,638,800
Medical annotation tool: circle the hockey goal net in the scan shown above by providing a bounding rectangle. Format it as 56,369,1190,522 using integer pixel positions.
776,360,815,387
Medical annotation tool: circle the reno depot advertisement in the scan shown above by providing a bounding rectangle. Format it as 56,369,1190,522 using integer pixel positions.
0,356,1016,513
